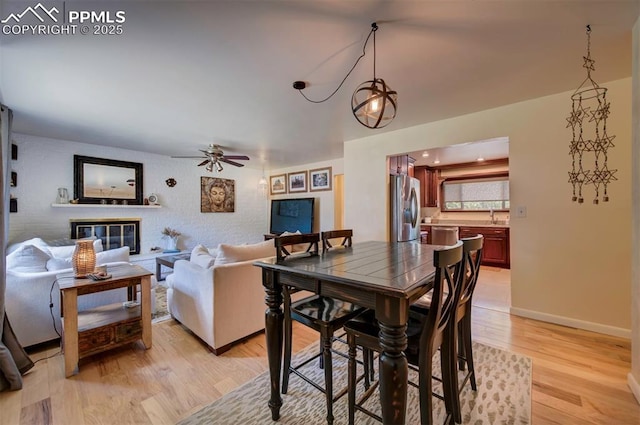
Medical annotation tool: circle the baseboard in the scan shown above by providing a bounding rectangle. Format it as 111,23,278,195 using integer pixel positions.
628,373,640,405
509,307,630,339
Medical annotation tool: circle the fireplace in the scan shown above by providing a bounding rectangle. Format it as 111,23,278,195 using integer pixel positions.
70,218,141,255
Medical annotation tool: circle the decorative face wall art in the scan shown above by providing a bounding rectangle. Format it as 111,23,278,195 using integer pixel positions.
201,177,235,213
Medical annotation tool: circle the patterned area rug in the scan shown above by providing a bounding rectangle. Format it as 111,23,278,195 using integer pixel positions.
152,284,170,322
178,339,531,424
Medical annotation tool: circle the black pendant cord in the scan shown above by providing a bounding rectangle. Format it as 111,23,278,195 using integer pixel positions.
296,23,378,104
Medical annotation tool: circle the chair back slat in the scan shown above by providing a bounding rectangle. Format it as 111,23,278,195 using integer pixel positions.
275,233,320,262
459,235,484,308
420,240,464,351
321,229,353,252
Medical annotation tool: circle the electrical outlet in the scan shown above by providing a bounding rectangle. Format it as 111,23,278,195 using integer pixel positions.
514,206,527,218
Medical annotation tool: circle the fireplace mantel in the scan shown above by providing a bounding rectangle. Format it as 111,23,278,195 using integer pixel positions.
52,204,161,209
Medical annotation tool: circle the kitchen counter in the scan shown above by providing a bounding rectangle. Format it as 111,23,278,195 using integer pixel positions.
422,220,510,228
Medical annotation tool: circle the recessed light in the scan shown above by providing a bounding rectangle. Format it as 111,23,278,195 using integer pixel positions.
422,152,429,158
433,159,440,164
477,157,484,161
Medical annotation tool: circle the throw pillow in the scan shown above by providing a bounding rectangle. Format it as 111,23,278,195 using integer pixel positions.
96,246,130,265
46,257,73,271
190,244,216,269
47,239,103,259
6,244,51,272
216,239,275,265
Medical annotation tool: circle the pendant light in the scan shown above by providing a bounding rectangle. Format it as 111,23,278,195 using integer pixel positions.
293,22,397,129
351,23,397,129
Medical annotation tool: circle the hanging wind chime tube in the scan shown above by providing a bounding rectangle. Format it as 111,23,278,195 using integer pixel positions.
567,25,617,204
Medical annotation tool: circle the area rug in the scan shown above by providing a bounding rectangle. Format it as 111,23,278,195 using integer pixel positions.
152,285,170,322
178,339,531,425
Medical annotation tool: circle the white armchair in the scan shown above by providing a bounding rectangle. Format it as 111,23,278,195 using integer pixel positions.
167,258,268,355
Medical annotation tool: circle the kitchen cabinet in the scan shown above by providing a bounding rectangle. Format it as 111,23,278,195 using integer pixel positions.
389,155,415,177
414,166,439,207
459,226,510,268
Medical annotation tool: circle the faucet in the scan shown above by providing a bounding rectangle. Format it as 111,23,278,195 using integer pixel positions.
489,209,495,224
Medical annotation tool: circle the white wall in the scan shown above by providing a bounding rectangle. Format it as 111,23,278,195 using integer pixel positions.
345,78,632,334
270,158,343,234
9,134,269,251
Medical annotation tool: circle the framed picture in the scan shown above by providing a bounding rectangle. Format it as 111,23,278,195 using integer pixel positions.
288,171,308,193
201,176,235,213
73,155,143,205
270,174,287,195
309,167,332,192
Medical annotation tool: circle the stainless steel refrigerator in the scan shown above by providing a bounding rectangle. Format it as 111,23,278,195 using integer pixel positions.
390,174,421,242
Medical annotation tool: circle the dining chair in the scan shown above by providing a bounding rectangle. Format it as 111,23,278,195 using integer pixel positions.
344,240,465,425
276,232,366,425
412,235,484,423
321,229,353,252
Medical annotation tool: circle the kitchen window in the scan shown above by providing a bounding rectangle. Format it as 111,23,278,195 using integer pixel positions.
442,176,509,211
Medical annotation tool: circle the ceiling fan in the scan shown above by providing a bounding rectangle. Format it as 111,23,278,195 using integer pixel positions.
172,144,250,172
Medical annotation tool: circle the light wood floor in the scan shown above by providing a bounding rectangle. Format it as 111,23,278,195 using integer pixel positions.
1,274,638,425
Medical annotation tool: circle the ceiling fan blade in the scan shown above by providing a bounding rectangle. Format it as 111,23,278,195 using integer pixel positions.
219,158,244,167
197,159,210,167
223,155,250,160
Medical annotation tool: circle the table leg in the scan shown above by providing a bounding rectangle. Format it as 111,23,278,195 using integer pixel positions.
378,321,408,425
156,261,163,281
63,289,79,377
140,276,152,349
263,270,284,421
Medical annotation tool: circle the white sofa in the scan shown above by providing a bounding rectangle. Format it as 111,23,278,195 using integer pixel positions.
167,240,279,355
5,238,156,348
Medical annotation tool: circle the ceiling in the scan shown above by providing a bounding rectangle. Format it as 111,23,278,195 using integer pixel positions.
1,1,638,169
410,137,509,167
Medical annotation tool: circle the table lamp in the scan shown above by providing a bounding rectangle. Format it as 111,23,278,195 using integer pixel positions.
72,240,96,278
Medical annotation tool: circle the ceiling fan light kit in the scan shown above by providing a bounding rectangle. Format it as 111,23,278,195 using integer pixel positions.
293,22,397,129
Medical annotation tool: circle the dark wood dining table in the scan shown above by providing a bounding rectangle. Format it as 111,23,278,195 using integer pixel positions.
254,240,440,425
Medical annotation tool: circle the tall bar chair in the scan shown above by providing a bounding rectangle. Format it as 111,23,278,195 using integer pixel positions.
411,234,484,423
344,240,465,425
277,232,366,425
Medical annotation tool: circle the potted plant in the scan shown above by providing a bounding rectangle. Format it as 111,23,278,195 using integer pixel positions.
161,227,181,253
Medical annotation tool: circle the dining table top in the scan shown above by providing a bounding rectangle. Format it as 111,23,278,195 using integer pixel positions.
254,240,442,299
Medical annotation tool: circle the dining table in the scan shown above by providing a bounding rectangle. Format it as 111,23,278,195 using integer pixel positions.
254,240,440,425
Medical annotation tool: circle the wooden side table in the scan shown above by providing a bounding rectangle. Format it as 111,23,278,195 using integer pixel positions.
58,264,152,377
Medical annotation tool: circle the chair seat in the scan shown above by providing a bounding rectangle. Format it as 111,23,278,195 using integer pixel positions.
344,309,426,363
291,295,365,328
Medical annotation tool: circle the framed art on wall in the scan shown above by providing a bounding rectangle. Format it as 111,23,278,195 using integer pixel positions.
270,174,287,195
201,176,235,212
288,171,308,193
309,167,332,192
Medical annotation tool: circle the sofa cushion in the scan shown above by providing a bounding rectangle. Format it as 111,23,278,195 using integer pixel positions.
7,244,51,272
47,239,103,259
96,246,130,265
216,240,275,265
190,244,216,269
46,257,73,271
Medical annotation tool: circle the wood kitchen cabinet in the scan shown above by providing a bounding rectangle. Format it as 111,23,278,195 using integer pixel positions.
459,226,510,268
389,155,416,176
420,225,432,244
414,166,439,207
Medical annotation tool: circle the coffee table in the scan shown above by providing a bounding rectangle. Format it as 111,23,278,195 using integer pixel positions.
58,264,152,377
155,252,190,281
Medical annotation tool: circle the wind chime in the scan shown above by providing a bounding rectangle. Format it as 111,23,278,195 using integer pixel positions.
567,25,617,204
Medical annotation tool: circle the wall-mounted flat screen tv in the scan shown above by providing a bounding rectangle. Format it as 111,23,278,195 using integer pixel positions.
270,198,315,235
